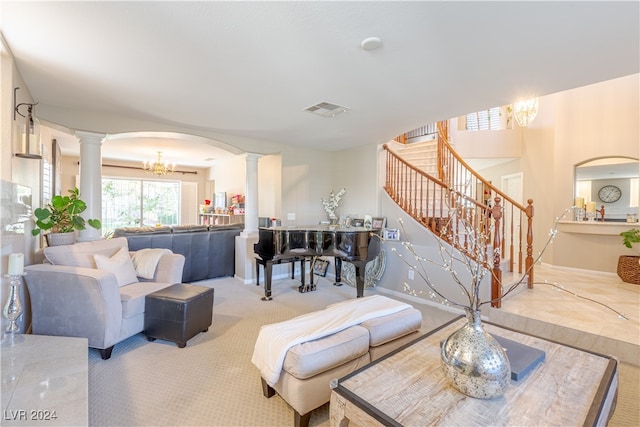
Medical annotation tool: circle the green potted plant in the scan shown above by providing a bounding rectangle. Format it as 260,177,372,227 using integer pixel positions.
618,228,640,284
32,187,102,246
620,228,640,249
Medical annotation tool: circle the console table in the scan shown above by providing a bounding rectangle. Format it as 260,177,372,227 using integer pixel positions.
330,316,618,426
1,334,88,426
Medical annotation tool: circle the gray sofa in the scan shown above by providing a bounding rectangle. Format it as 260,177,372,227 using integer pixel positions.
113,224,242,283
24,237,185,359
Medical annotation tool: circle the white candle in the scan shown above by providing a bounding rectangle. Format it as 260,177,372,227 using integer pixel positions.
574,197,584,209
8,253,24,276
586,202,597,213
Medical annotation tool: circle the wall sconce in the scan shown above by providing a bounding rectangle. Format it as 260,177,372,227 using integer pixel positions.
13,87,42,159
513,97,539,128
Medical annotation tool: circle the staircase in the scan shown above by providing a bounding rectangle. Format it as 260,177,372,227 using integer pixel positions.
384,121,535,308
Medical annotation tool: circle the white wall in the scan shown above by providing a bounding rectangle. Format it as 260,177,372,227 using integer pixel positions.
551,74,640,271
257,154,281,220
332,144,380,220
451,74,639,273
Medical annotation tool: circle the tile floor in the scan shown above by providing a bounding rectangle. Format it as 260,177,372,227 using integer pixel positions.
490,263,639,365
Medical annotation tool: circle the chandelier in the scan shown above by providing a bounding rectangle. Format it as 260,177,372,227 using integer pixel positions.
143,151,175,176
513,98,539,127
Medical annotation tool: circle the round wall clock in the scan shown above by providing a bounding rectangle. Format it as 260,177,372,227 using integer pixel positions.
598,185,622,203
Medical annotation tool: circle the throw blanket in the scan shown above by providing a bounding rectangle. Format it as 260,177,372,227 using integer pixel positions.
252,295,411,386
132,248,172,279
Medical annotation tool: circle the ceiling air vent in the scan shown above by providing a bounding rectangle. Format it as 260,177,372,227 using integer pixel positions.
304,102,350,118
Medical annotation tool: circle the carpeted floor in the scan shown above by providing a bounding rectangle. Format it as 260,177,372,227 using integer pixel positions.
88,276,639,426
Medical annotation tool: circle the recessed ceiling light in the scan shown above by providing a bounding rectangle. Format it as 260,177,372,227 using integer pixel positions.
360,37,383,51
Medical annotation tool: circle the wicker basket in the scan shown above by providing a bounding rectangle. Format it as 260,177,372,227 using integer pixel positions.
617,255,640,284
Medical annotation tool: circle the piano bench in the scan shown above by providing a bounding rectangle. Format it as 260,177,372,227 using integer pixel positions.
255,256,315,291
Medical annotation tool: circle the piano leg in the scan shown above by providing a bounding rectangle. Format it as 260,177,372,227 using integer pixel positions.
298,258,307,293
255,259,260,286
354,262,365,298
261,260,273,301
298,257,316,293
333,258,343,287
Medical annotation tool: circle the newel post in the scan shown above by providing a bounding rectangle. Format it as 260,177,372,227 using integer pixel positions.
491,197,503,308
526,199,535,288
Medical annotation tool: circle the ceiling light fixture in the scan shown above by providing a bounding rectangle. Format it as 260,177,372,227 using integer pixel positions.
513,97,539,127
360,37,383,51
13,86,42,159
143,151,175,176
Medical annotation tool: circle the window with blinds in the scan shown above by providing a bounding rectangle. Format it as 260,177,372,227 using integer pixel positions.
101,178,180,236
466,107,502,131
42,160,52,203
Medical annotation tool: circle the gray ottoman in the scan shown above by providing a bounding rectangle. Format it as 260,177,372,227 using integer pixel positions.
144,283,214,348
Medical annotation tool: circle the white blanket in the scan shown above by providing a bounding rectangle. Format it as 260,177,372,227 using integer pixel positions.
131,248,172,279
251,295,411,386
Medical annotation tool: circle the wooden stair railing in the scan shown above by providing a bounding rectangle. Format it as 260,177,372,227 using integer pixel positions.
385,121,534,308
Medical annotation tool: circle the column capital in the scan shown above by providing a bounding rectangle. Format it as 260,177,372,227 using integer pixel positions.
75,131,105,145
245,152,262,162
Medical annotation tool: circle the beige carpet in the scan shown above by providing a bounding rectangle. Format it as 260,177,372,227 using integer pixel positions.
88,276,639,426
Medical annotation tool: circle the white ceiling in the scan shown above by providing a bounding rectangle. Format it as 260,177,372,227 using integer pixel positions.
2,1,638,168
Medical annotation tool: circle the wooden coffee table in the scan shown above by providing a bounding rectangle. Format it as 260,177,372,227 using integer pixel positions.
330,316,618,426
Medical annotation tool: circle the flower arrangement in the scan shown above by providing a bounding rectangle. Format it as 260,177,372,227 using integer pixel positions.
321,188,346,221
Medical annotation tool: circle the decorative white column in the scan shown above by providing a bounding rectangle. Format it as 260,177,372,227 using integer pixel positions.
235,152,262,283
243,153,261,236
76,131,104,242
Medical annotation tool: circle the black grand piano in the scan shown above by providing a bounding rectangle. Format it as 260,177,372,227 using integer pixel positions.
253,225,381,300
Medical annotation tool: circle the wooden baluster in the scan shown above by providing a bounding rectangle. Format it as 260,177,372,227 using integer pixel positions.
526,199,534,289
491,197,503,308
518,210,523,274
509,204,514,273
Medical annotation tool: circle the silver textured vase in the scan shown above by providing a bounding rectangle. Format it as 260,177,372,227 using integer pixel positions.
441,309,510,399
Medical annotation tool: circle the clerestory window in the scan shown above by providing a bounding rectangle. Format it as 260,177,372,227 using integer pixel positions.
465,107,502,131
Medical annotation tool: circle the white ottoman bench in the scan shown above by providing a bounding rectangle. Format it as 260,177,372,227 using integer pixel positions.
253,296,422,427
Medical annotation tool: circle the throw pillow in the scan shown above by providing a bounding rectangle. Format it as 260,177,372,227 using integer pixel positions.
94,246,138,287
44,237,128,268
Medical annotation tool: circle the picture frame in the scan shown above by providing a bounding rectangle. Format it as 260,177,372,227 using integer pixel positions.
372,217,386,229
383,228,400,241
352,218,364,227
364,214,373,230
313,258,329,277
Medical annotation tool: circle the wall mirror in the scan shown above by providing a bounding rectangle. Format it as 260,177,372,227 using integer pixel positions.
574,157,639,222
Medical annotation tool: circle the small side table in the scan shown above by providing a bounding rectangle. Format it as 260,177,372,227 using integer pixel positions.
144,284,214,348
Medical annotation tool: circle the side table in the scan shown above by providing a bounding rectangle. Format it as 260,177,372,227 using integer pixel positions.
330,316,618,426
144,284,214,348
1,334,88,426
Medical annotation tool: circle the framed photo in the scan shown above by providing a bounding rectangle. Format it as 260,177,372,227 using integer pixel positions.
383,228,400,240
364,214,373,230
313,258,329,277
352,218,364,227
372,217,386,229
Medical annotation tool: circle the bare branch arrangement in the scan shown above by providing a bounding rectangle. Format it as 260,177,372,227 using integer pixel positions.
387,191,628,320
